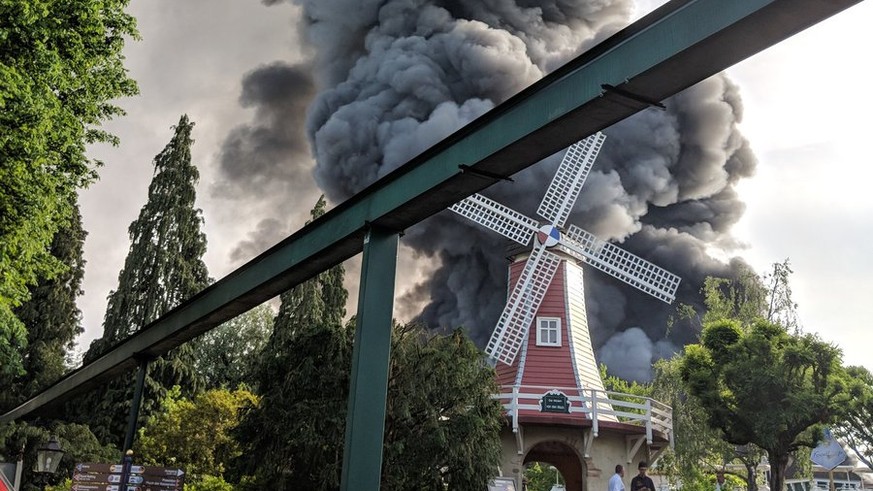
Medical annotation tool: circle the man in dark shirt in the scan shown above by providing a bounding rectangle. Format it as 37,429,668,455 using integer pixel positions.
630,461,656,491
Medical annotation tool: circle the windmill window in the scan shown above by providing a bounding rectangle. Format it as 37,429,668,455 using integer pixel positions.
536,317,561,347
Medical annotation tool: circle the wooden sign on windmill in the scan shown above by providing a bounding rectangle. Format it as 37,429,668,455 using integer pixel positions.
450,132,679,461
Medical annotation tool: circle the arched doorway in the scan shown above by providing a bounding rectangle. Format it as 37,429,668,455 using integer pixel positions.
524,441,586,491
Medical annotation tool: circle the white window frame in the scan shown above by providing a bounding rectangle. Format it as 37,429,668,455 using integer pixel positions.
536,317,561,347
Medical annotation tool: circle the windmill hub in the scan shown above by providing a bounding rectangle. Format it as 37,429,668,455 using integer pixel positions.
536,224,561,248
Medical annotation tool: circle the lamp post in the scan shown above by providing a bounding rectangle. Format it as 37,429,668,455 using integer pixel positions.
33,436,64,491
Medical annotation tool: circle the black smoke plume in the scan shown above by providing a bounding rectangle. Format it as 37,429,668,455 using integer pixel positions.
250,0,757,380
211,62,320,262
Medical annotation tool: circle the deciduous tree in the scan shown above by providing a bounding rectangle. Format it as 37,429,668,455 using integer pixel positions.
191,304,273,391
134,386,258,486
835,365,873,470
680,318,852,491
0,203,86,412
0,0,137,374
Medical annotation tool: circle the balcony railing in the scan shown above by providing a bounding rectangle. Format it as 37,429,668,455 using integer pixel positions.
496,384,673,445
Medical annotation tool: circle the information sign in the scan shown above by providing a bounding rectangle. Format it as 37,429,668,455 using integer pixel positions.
73,461,184,491
811,428,847,471
540,391,571,413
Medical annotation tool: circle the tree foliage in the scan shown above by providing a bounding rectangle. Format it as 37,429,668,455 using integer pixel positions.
0,203,86,412
680,318,852,491
0,0,138,374
76,115,210,446
523,462,562,491
0,421,118,490
191,304,273,391
380,325,504,490
835,365,873,470
695,260,798,330
134,386,258,485
233,197,350,490
234,198,502,490
651,357,767,491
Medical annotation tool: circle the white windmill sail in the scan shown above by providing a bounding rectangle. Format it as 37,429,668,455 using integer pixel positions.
537,133,606,228
563,224,680,303
450,132,680,366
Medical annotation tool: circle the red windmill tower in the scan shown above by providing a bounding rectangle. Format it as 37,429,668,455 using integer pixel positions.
451,133,679,491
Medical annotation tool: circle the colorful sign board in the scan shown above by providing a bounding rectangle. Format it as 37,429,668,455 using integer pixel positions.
73,462,184,491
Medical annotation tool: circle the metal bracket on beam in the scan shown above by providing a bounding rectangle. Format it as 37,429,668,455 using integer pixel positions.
458,164,514,182
601,84,666,110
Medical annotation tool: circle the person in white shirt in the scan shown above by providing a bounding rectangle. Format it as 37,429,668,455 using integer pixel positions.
609,464,626,491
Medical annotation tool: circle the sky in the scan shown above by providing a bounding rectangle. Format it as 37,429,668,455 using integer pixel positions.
78,0,873,371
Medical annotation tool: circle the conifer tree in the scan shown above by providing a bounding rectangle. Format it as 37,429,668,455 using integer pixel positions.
79,115,210,446
234,196,351,490
0,201,86,412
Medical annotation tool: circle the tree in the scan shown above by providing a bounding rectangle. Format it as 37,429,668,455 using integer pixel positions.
380,324,503,490
233,197,350,490
234,198,502,490
77,115,210,446
835,365,873,470
0,0,138,375
650,357,767,491
695,260,797,329
134,386,258,486
524,462,563,491
680,318,852,491
0,203,86,412
191,304,273,391
0,421,119,490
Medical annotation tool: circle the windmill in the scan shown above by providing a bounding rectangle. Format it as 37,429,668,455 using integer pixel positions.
450,132,681,368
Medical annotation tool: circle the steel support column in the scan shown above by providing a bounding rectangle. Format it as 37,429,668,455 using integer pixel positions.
122,358,149,453
341,228,398,490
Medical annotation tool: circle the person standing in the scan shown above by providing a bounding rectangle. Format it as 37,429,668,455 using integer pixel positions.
630,462,656,491
609,465,625,491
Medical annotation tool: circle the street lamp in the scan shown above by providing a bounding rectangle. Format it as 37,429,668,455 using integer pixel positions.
34,436,64,490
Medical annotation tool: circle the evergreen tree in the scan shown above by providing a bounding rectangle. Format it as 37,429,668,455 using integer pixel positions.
0,201,87,412
78,115,210,446
234,196,351,490
234,196,502,489
381,324,503,490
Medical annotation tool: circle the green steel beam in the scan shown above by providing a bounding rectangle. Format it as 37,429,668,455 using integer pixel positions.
341,228,398,490
0,0,862,423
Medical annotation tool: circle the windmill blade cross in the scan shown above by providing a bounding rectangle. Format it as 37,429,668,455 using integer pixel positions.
450,193,539,246
563,224,680,303
486,242,562,366
537,132,606,228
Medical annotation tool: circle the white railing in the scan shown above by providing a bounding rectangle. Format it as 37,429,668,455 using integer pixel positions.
496,384,673,444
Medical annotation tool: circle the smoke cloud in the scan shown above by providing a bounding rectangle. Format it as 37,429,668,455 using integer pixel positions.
241,0,758,381
211,62,321,262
